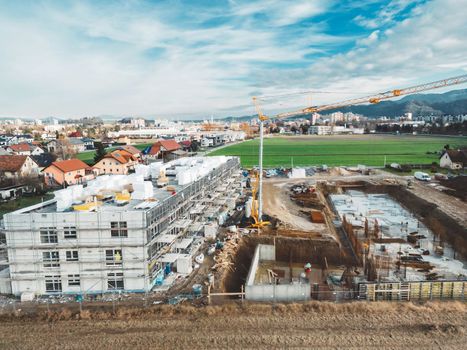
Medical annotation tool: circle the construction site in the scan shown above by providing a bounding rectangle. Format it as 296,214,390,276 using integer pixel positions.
0,75,465,307
217,173,467,304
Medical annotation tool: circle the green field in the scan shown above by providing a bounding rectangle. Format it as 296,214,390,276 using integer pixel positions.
76,143,152,165
209,135,467,168
0,194,53,219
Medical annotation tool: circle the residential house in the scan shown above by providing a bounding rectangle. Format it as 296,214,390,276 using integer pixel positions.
0,135,18,146
31,153,56,171
0,148,12,155
0,155,39,178
43,159,95,186
116,145,142,159
440,149,467,170
7,143,44,156
15,134,33,144
179,140,192,151
143,139,181,161
0,184,29,201
81,137,95,150
47,138,86,156
93,149,138,175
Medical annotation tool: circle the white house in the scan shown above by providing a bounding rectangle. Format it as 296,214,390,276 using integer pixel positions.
0,155,40,178
440,150,466,170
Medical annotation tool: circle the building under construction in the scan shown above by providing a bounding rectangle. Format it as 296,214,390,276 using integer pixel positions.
237,180,467,303
1,156,241,297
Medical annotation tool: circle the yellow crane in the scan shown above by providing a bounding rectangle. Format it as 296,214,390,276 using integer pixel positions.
251,74,467,227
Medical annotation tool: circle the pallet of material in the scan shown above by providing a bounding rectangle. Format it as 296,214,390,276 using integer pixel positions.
310,210,325,223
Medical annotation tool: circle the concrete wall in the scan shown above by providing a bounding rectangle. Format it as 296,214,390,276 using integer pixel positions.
0,268,12,294
259,244,275,261
246,284,311,302
246,245,261,286
245,244,311,302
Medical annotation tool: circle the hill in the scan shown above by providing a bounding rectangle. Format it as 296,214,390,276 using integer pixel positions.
319,88,467,118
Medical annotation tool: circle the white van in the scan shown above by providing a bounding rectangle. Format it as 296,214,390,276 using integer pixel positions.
414,171,431,181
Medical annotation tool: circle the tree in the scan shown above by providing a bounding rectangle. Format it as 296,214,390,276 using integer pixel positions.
94,142,106,163
190,140,200,152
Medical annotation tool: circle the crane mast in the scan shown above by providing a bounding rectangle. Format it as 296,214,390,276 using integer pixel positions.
251,74,467,227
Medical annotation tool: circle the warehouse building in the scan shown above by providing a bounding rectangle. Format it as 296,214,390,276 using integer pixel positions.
1,156,242,297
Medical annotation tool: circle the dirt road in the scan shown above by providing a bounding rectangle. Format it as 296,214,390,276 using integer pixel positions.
0,301,465,349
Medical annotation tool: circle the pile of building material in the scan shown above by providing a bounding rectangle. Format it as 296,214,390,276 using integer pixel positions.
212,237,239,272
288,168,306,179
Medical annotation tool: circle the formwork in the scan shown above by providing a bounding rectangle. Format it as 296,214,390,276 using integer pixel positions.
358,280,467,301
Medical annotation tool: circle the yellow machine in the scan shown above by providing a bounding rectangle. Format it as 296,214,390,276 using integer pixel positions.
250,171,270,228
73,200,102,212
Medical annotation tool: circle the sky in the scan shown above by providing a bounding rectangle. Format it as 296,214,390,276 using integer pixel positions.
0,0,466,119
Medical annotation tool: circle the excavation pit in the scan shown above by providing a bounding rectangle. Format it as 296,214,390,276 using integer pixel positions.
223,235,352,301
330,189,467,282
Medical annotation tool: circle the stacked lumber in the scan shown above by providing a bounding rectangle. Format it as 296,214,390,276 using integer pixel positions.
211,237,239,272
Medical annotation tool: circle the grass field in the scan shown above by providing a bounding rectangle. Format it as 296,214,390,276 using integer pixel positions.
0,194,53,219
76,143,153,165
209,134,467,168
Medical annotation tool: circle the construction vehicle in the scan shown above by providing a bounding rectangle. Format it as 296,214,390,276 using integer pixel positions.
250,170,270,228
252,74,467,227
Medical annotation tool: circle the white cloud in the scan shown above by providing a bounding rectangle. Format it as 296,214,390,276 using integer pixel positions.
354,0,424,29
253,0,467,115
0,0,465,118
229,0,331,26
357,30,380,46
0,0,345,118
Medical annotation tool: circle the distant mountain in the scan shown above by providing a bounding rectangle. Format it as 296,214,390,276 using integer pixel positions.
322,88,467,118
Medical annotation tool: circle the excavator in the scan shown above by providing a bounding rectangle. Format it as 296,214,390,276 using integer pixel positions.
250,74,467,228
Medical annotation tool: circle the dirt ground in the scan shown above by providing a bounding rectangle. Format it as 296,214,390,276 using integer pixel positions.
410,181,467,229
262,179,328,234
0,301,465,349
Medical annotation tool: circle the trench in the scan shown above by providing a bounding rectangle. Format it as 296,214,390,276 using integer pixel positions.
223,235,353,293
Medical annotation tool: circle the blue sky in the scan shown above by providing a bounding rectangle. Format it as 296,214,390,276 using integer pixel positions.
0,0,466,119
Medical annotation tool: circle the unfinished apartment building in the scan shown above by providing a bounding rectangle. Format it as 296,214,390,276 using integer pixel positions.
2,156,241,296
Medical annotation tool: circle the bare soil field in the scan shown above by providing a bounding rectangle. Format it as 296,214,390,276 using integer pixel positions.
0,301,465,349
409,181,467,229
262,180,328,233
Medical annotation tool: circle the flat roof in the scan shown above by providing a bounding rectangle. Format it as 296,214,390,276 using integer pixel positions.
7,156,238,216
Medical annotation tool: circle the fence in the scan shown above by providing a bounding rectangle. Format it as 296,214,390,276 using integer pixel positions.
358,280,467,301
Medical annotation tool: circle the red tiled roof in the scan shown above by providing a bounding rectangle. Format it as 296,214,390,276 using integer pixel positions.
148,144,161,156
159,139,180,152
68,131,82,137
0,155,28,172
118,145,141,155
9,143,31,152
104,150,137,164
48,159,90,173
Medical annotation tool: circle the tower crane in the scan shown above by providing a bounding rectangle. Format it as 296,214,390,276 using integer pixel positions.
251,74,467,228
